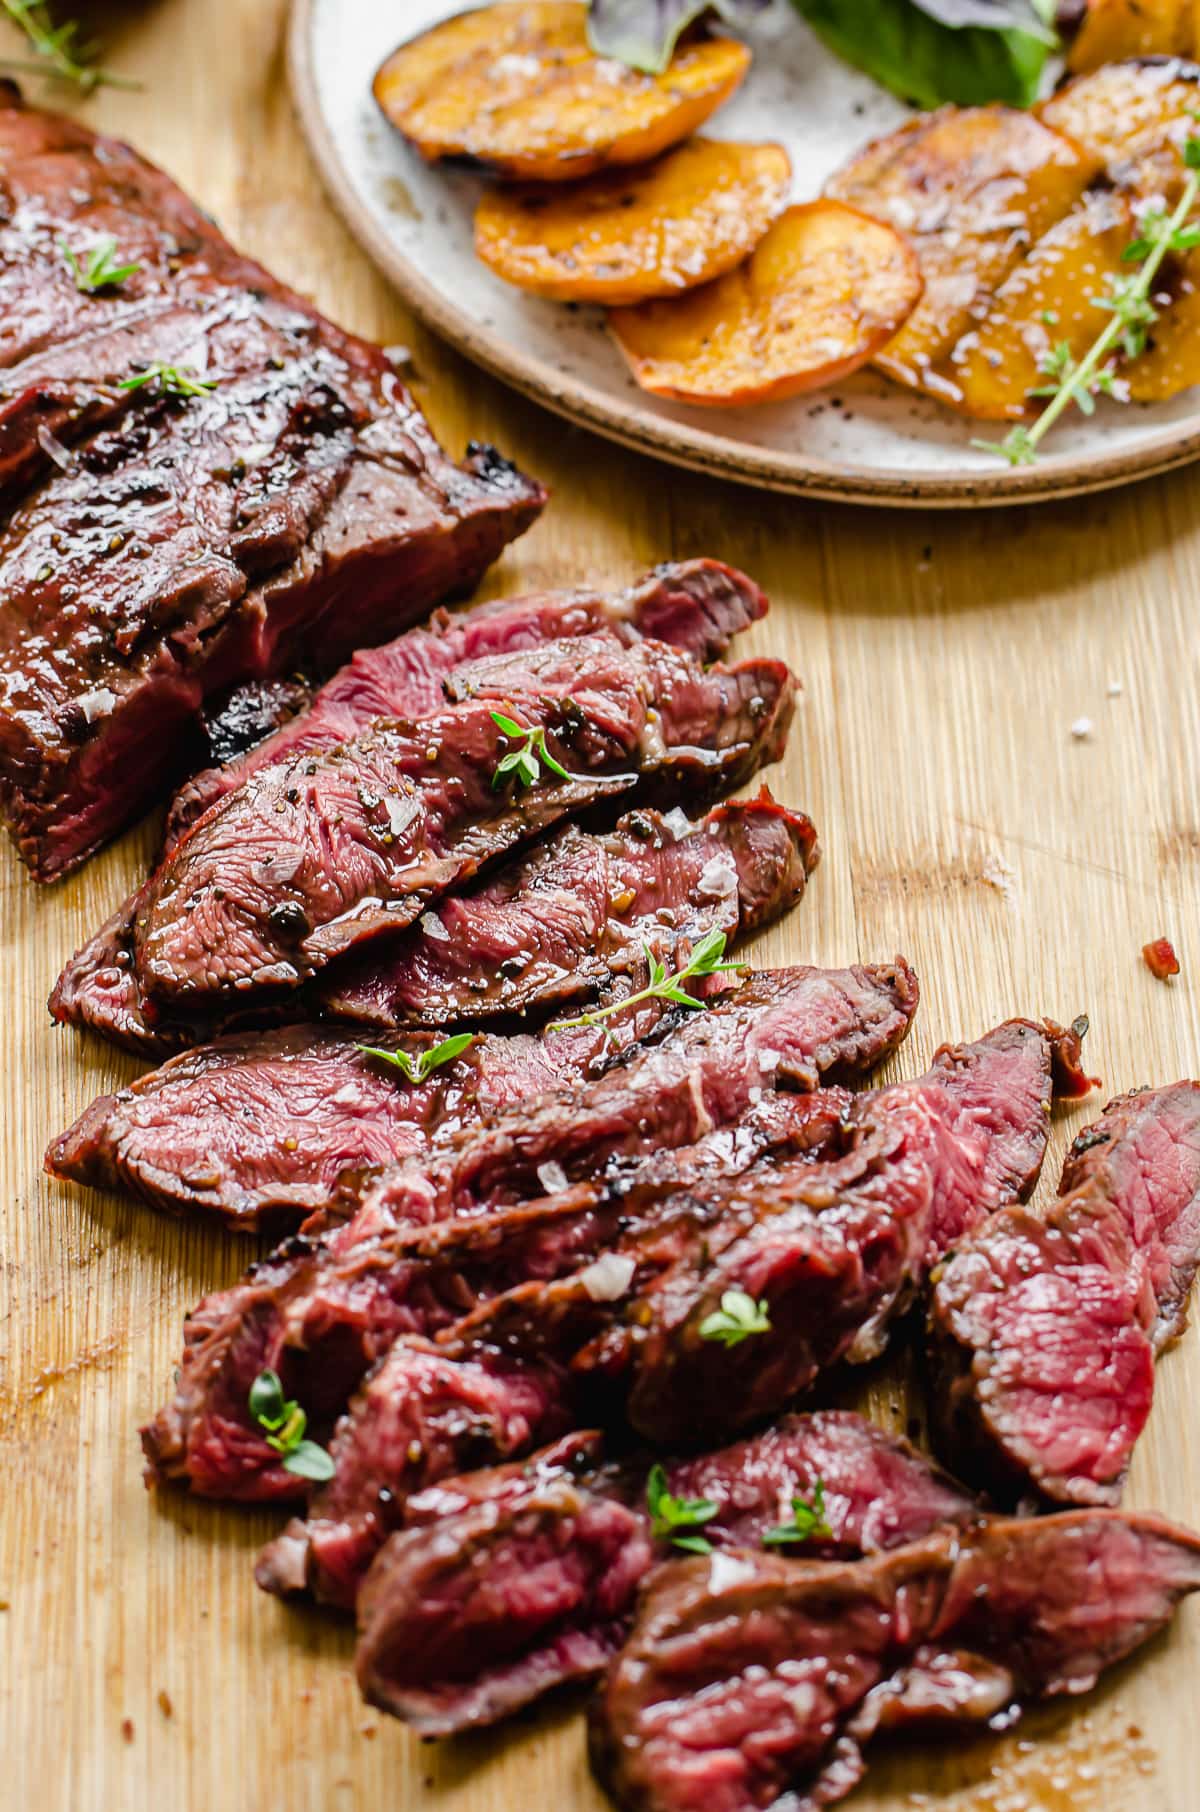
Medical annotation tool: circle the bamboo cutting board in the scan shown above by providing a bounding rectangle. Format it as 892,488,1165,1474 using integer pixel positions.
1,3,1199,1807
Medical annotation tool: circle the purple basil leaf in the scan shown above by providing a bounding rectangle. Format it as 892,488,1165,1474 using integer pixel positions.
587,0,771,74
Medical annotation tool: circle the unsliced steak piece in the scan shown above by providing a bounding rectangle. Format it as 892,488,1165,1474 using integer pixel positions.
589,1511,1200,1812
167,558,769,843
348,1413,979,1732
455,1018,1090,1447
928,1080,1200,1506
133,635,794,1002
139,962,919,1498
51,789,814,1057
0,90,544,879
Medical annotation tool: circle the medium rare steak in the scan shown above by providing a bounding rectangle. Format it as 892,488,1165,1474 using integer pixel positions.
0,91,544,879
928,1080,1200,1505
589,1511,1200,1812
133,634,794,1001
453,1018,1089,1447
51,790,815,1056
139,962,919,1498
349,1414,980,1732
166,558,769,844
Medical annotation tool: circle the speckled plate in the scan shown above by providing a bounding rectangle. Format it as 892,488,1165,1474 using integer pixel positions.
288,0,1200,506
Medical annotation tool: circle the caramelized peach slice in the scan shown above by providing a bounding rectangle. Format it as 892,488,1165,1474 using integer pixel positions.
607,200,923,407
1066,0,1194,73
1126,254,1200,397
474,137,792,303
828,106,1102,401
944,190,1135,418
373,2,751,181
1041,57,1200,194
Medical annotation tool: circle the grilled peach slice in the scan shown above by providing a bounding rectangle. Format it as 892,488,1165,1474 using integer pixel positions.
1041,58,1200,199
474,137,792,303
827,106,1101,399
607,200,923,407
1067,0,1194,72
1126,256,1200,398
945,189,1135,417
372,2,751,182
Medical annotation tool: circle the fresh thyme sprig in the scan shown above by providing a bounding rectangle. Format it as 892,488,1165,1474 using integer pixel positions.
646,1463,718,1555
547,926,745,1032
248,1369,335,1482
357,1032,477,1085
60,236,140,294
490,709,573,791
698,1286,772,1348
119,362,217,399
761,1479,833,1546
0,0,135,91
974,136,1200,468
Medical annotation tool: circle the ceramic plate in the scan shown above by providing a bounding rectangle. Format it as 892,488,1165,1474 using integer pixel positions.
288,0,1200,506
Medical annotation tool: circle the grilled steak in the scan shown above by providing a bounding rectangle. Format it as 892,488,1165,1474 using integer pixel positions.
52,789,814,1057
455,1018,1089,1447
589,1511,1200,1812
0,89,544,880
139,962,919,1497
132,634,794,1002
320,792,817,1031
166,558,769,844
348,1414,980,1733
928,1080,1200,1505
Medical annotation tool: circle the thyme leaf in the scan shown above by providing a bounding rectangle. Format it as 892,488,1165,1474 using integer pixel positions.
60,235,140,294
547,926,745,1032
646,1462,718,1554
119,362,217,398
698,1286,771,1348
762,1479,833,1546
247,1368,334,1482
490,709,573,791
0,0,136,90
356,1032,477,1086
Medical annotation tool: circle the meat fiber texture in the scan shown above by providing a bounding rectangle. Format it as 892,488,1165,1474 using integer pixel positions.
588,1510,1200,1812
243,1011,1073,1592
138,962,919,1501
46,801,819,1228
445,1018,1089,1451
928,1079,1200,1506
347,1413,979,1734
126,632,795,1003
50,559,773,1055
0,87,544,879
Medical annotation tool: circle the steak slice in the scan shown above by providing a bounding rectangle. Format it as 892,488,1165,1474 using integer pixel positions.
927,1080,1200,1506
454,1018,1089,1447
255,1095,861,1600
167,558,769,843
51,790,814,1057
139,962,918,1498
133,635,794,1001
349,1413,980,1733
588,1511,1200,1812
0,87,543,880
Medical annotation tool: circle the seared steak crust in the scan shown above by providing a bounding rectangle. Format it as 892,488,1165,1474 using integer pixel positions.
928,1080,1200,1505
0,87,543,879
348,1413,979,1733
589,1512,1200,1812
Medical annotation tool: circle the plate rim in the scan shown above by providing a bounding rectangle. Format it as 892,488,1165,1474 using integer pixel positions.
287,0,1200,508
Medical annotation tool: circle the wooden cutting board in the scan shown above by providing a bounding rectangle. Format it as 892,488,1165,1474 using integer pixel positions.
1,2,1197,1807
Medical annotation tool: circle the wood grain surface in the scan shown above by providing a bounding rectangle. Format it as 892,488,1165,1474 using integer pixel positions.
1,3,1198,1808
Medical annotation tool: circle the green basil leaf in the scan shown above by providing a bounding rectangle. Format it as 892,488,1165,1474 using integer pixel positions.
281,1440,336,1483
587,0,769,74
248,1369,285,1426
791,0,1056,108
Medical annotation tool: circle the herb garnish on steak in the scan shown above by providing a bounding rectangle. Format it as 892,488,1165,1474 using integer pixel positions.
0,90,544,878
589,1511,1200,1812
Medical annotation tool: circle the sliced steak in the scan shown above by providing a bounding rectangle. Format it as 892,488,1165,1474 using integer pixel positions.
0,91,544,879
168,558,769,843
348,1413,979,1733
928,1080,1200,1506
455,1018,1088,1447
589,1511,1200,1812
139,962,919,1497
133,634,794,1002
51,789,814,1057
